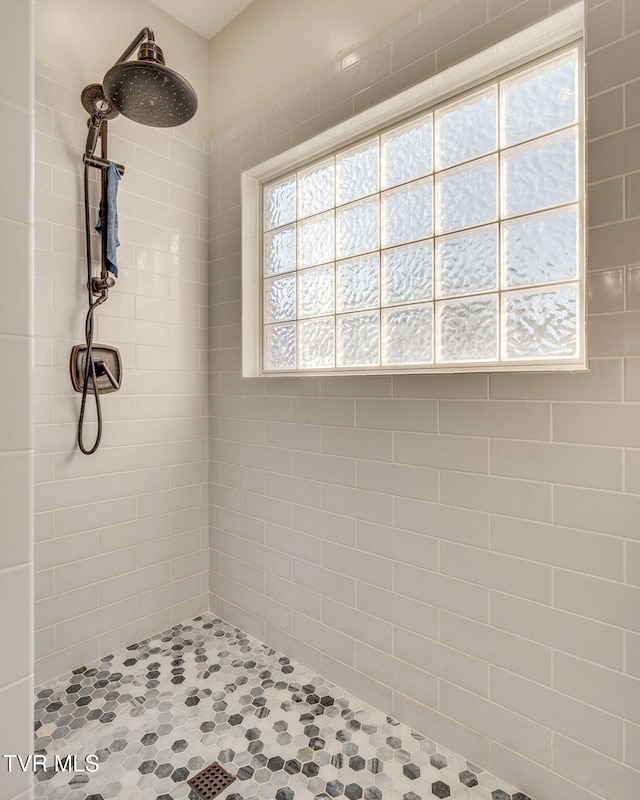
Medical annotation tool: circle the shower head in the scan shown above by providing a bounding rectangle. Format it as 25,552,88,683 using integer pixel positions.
102,35,198,128
82,28,197,147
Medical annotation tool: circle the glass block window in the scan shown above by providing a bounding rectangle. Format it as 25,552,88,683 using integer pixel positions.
252,40,583,375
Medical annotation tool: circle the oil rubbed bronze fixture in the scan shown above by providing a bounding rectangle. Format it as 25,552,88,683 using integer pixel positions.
73,29,198,454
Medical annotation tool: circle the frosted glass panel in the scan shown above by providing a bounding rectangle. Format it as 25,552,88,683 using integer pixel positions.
502,50,578,146
436,88,497,169
264,274,296,323
437,226,498,297
298,158,334,218
437,295,498,362
264,224,296,276
264,323,296,370
503,284,578,359
382,241,433,306
298,264,335,318
382,114,433,188
336,311,380,367
382,178,433,247
298,211,335,268
298,317,335,368
337,139,379,204
502,130,577,217
336,254,380,312
503,207,578,288
336,197,379,258
382,303,433,364
437,156,497,234
264,176,296,231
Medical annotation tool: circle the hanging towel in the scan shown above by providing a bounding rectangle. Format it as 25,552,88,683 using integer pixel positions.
95,161,121,278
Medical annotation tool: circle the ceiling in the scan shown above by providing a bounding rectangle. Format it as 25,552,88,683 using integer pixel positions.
148,0,256,39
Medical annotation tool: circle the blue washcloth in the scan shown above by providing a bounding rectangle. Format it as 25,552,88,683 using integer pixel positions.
95,161,121,278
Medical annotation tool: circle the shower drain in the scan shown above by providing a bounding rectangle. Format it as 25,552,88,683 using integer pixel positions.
187,761,236,800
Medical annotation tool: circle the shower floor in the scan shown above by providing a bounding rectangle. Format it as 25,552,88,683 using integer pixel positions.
34,615,532,800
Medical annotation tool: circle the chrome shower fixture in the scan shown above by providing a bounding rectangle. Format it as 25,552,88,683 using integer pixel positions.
81,27,198,157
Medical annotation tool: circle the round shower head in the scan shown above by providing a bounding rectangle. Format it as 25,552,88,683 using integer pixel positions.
102,58,198,128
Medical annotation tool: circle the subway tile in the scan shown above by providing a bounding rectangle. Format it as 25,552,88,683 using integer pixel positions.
491,592,624,670
588,221,640,270
394,562,489,622
137,575,201,618
490,666,623,759
490,438,623,490
553,402,640,447
99,563,170,607
243,491,292,527
393,372,488,399
319,375,392,397
0,677,34,799
628,541,640,586
242,541,291,581
322,597,393,653
587,88,624,140
554,568,640,632
321,426,393,461
356,582,438,640
624,720,640,770
355,398,437,432
440,400,550,440
586,31,640,95
292,611,354,666
243,587,292,633
264,523,321,563
490,516,624,580
394,627,488,697
322,656,393,718
292,397,354,427
292,450,355,486
394,496,490,547
441,680,552,766
0,565,32,686
586,0,624,52
554,734,640,800
589,268,625,313
322,541,392,588
291,505,355,546
55,597,137,651
356,642,438,708
355,459,438,502
265,472,323,509
394,431,488,473
264,421,321,452
441,471,552,522
0,451,33,570
292,559,355,607
440,611,551,686
265,574,321,620
356,520,438,570
322,483,393,525
554,485,640,538
264,625,322,674
625,81,640,129
441,541,552,603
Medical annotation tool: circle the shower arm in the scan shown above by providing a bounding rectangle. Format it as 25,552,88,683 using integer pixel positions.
113,27,156,67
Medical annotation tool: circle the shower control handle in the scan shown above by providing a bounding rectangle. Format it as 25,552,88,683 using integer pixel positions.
94,360,120,390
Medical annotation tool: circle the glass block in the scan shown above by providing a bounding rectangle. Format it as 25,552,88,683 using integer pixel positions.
336,254,380,312
381,178,433,247
503,284,578,359
264,273,296,323
264,224,296,276
336,139,379,205
264,176,296,231
382,303,433,365
298,264,335,318
336,311,380,367
502,49,578,146
381,113,433,188
298,211,335,268
264,322,296,370
436,156,497,235
298,317,335,369
298,158,334,218
503,206,578,288
382,241,433,306
502,129,577,218
437,295,498,362
336,197,379,259
436,225,498,298
436,87,497,169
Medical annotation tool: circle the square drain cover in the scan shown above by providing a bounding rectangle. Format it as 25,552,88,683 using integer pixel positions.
187,762,236,800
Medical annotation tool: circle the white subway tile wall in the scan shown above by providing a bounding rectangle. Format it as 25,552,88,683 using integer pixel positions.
33,60,210,684
0,1,34,798
208,2,640,800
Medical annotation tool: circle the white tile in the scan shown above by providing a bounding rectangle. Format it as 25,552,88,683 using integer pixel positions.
0,451,32,570
0,565,32,686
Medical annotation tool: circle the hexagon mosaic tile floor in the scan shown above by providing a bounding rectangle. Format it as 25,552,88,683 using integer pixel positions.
34,615,534,800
